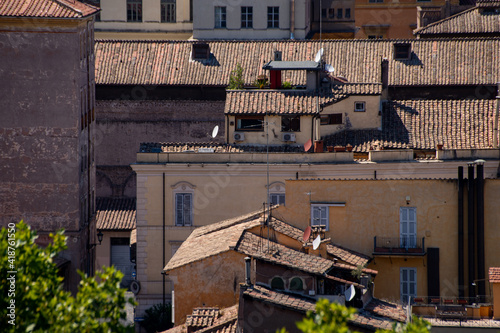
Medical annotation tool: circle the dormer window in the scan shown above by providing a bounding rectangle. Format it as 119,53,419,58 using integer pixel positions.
192,43,210,60
394,43,411,60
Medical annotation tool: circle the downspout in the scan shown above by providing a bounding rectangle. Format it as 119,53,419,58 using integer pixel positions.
163,173,166,306
467,162,475,298
290,0,295,39
458,166,464,298
476,161,485,301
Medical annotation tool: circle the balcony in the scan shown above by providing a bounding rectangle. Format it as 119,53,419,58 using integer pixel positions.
411,296,493,321
373,236,425,256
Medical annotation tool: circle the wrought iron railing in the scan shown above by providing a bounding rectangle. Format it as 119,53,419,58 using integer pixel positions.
373,236,425,254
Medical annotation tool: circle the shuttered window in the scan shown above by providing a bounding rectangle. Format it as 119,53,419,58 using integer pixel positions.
175,193,192,226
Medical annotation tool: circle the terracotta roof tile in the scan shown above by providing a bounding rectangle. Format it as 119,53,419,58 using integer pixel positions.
96,197,136,230
242,284,316,313
225,84,381,115
141,142,306,153
414,7,500,35
477,0,500,8
489,267,500,283
162,305,238,333
0,0,99,18
326,243,371,267
324,99,499,152
363,298,406,322
94,39,500,87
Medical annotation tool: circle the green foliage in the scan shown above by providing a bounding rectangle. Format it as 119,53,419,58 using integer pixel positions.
278,299,431,333
140,303,173,333
228,64,245,90
0,221,135,333
376,316,431,333
296,299,357,333
254,75,268,89
282,81,293,89
351,264,366,280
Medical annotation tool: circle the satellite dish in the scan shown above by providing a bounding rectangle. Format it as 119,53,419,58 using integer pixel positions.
211,125,219,138
303,226,312,242
314,48,324,63
325,64,335,73
312,235,321,250
345,284,356,302
304,139,313,152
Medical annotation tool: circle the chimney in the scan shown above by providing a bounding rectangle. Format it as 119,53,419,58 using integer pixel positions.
245,257,251,285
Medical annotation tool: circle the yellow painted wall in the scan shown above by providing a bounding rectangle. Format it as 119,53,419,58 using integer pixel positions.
279,178,500,301
354,0,446,39
95,230,132,269
168,251,246,324
227,114,314,146
493,283,500,319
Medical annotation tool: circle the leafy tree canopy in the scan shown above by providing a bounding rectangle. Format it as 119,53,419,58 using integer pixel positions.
0,221,135,333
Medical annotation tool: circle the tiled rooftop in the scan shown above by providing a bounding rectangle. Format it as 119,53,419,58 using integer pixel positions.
477,0,500,7
0,0,99,18
95,197,136,230
140,142,306,153
489,267,500,283
324,99,499,152
225,84,381,115
161,305,238,333
414,6,500,35
94,39,500,87
363,298,406,322
326,243,371,267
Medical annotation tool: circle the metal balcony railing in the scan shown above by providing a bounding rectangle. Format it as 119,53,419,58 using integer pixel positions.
373,236,425,255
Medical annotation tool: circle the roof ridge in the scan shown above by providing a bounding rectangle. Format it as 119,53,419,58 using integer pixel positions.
414,6,480,34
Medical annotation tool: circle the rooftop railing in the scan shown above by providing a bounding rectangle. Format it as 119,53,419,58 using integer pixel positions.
373,236,425,255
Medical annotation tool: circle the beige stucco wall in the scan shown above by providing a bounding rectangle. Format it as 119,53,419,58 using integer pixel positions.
168,251,246,324
97,0,193,32
227,114,314,146
96,230,133,269
320,95,381,136
279,178,500,301
193,0,309,39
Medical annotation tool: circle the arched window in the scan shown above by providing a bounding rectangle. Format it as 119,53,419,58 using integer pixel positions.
289,277,304,291
270,277,285,290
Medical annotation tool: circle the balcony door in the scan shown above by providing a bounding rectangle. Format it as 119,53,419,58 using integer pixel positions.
400,207,416,248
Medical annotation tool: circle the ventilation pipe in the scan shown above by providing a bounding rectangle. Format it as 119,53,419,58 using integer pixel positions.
476,160,486,301
290,0,295,39
467,162,475,298
458,166,465,298
245,257,251,285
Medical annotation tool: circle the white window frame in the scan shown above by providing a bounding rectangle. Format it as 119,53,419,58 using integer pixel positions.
268,182,285,206
172,182,196,227
400,267,417,303
311,205,329,230
354,101,366,112
400,207,417,249
214,6,226,28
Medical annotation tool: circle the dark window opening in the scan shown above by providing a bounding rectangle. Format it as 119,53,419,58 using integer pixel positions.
192,43,210,60
271,277,285,290
394,43,411,60
290,277,304,291
320,113,342,125
241,6,253,28
345,8,351,18
281,115,300,132
328,8,334,18
236,116,264,131
127,0,142,22
337,8,342,19
161,0,176,23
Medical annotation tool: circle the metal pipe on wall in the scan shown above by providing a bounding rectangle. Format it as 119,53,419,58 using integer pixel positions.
458,166,465,298
467,162,475,298
163,172,166,306
476,161,486,300
290,0,295,39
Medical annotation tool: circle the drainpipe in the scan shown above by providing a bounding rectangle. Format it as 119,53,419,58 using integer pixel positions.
476,160,486,301
290,0,295,39
458,166,465,298
495,83,499,148
163,173,166,306
467,162,475,298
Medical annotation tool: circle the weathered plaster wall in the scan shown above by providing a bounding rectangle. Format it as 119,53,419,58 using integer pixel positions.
167,251,246,324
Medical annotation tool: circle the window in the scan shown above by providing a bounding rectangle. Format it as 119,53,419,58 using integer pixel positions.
270,193,285,206
127,0,142,22
320,113,342,125
311,205,329,230
322,8,327,18
175,193,192,226
171,243,181,257
328,8,334,18
268,7,279,28
290,277,304,291
369,0,384,2
271,277,285,290
394,43,411,60
354,101,366,112
236,116,264,131
215,6,226,28
400,268,417,303
368,35,383,39
345,8,351,19
337,8,342,19
161,0,176,23
241,7,253,28
400,207,417,248
281,115,300,132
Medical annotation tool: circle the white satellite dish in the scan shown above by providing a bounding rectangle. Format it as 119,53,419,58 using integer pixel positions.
314,48,324,63
312,235,321,250
211,125,219,138
345,284,356,302
325,64,335,73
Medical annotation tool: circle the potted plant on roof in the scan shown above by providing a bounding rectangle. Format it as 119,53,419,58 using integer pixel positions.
346,144,353,152
254,74,268,89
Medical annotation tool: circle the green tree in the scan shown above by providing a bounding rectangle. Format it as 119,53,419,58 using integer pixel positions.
278,299,431,333
0,221,135,333
228,63,244,89
140,303,173,333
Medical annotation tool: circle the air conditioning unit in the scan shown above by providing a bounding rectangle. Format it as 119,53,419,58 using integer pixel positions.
233,132,245,141
282,133,296,142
